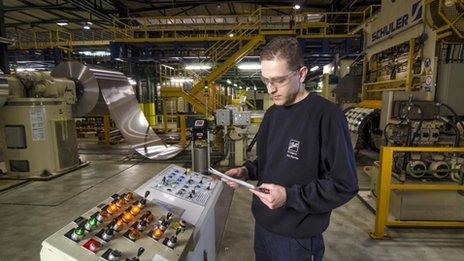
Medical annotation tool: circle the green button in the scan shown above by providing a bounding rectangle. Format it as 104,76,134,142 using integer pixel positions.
75,226,85,235
87,217,98,227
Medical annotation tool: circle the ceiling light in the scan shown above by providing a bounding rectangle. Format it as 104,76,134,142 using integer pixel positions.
293,4,301,10
83,25,90,30
226,79,232,84
237,62,261,71
310,66,320,72
57,22,68,26
185,64,211,70
170,77,194,83
78,51,110,57
86,21,93,25
228,33,234,37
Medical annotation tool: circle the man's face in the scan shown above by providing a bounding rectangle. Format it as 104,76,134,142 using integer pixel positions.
261,58,306,106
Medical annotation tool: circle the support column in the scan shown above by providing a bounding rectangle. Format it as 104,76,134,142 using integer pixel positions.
0,0,10,73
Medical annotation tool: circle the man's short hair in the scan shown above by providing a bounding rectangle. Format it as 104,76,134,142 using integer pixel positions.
260,37,304,71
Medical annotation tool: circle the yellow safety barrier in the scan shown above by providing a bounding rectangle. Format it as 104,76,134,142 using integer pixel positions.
370,146,464,240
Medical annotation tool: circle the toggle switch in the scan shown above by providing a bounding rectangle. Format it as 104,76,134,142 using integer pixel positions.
166,235,177,248
166,212,173,221
139,191,150,208
132,247,145,261
101,228,114,241
157,216,166,227
179,219,187,231
136,220,147,231
107,249,122,261
143,211,154,224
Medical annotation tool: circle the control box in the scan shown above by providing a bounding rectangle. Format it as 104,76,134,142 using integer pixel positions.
41,165,226,261
149,165,217,206
215,109,231,126
134,165,224,261
41,190,194,261
232,111,251,126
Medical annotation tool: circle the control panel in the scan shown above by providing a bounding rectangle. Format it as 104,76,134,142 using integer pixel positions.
149,165,217,206
41,190,195,261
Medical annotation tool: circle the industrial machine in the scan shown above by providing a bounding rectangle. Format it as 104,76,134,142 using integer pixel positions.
41,165,225,261
0,71,82,179
350,0,464,222
215,106,251,167
0,62,185,179
191,119,209,174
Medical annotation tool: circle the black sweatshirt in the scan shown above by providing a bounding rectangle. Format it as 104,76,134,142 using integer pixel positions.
243,93,358,238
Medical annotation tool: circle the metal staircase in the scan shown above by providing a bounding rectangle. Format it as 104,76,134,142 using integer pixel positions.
161,9,265,114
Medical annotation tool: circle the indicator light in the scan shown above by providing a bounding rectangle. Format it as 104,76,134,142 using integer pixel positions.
128,228,141,241
151,227,164,240
107,203,119,214
85,217,98,231
122,211,134,223
130,205,141,216
124,192,134,201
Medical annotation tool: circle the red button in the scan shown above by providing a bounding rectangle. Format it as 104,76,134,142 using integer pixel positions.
83,238,101,253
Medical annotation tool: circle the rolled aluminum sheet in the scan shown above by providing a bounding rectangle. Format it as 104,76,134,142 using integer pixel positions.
0,70,8,108
51,61,184,160
344,107,379,149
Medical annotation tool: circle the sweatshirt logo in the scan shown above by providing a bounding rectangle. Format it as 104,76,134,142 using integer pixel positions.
286,139,300,160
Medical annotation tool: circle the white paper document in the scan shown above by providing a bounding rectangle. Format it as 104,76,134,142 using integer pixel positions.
208,167,257,190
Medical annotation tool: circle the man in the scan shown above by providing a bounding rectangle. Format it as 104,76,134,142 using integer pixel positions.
224,36,358,261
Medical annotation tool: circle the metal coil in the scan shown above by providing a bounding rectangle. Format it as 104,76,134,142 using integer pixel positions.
51,61,184,160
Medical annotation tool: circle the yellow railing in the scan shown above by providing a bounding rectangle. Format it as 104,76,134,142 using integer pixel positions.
10,5,380,50
361,38,420,103
424,0,464,41
370,146,464,240
13,28,113,50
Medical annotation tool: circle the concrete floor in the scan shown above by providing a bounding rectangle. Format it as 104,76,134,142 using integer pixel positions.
0,155,463,261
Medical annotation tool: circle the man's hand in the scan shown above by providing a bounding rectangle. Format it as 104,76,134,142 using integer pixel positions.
250,183,286,210
223,167,249,189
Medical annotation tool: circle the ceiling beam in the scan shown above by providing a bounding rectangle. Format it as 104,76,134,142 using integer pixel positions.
5,18,112,28
67,0,114,23
173,5,199,16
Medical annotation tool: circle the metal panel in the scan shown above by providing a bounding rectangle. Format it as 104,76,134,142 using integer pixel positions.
51,62,184,160
436,63,464,115
0,70,8,107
